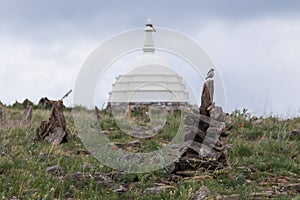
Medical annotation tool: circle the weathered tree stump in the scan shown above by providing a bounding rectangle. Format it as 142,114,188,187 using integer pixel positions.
34,100,70,144
21,105,32,123
174,80,231,174
0,101,3,120
37,97,53,109
95,106,101,120
22,98,34,109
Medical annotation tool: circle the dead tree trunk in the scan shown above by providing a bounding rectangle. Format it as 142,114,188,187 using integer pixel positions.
174,80,230,175
0,101,3,120
95,106,101,120
34,100,70,144
21,105,32,123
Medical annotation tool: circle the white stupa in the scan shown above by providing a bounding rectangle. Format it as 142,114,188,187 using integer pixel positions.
109,19,189,104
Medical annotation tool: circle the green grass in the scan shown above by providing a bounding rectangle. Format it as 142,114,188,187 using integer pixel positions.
0,107,299,199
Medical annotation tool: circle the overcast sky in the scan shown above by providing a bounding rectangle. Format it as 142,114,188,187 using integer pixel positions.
1,0,300,117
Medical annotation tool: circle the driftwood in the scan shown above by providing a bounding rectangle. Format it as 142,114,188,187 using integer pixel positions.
34,100,69,144
174,80,230,174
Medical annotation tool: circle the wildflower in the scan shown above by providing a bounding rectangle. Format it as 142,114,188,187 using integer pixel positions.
239,123,244,128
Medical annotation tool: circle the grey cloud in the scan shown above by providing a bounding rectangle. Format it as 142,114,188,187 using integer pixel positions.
1,0,300,36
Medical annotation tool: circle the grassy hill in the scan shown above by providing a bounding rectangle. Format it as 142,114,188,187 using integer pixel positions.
0,107,299,199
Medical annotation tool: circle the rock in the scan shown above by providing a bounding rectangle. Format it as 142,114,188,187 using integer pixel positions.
113,185,127,193
191,186,211,200
82,164,93,170
184,114,200,127
72,172,112,184
163,162,176,173
216,194,240,199
72,172,85,181
174,79,231,174
209,106,222,120
106,171,126,181
114,140,141,148
46,165,63,175
93,172,111,182
71,149,90,155
170,174,182,182
285,183,300,192
250,191,273,198
143,186,165,194
175,170,202,177
183,175,213,182
184,126,199,141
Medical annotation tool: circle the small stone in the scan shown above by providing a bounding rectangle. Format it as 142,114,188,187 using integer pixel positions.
93,172,111,183
46,165,63,175
227,194,240,199
285,183,300,192
72,172,85,181
72,149,90,155
82,164,93,170
114,140,141,148
209,106,222,120
191,186,211,200
170,174,181,182
183,175,213,182
250,191,273,197
246,179,252,184
163,163,176,173
107,171,125,181
143,186,165,194
113,185,127,193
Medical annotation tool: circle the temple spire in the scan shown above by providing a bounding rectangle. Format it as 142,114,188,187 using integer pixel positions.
143,19,156,53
